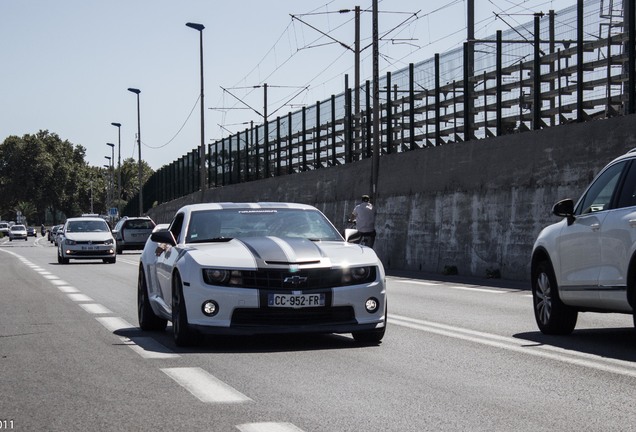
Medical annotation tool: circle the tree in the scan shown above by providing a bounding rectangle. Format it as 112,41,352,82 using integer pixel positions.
0,130,154,223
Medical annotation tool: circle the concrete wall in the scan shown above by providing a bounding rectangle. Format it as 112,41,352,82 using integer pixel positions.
146,114,636,281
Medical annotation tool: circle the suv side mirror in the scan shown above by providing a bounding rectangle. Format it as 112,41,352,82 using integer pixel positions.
552,199,576,225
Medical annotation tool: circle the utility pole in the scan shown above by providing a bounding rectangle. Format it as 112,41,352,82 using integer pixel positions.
354,6,361,159
371,0,379,200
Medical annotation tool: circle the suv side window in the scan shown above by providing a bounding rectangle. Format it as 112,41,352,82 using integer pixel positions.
575,161,627,215
616,160,636,209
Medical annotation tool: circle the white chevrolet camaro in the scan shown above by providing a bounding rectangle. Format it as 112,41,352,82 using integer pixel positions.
138,202,387,346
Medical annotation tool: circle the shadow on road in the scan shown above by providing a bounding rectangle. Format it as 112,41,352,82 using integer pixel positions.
114,326,378,355
514,327,636,363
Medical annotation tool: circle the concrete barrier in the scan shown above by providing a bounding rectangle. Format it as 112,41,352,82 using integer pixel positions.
146,114,636,281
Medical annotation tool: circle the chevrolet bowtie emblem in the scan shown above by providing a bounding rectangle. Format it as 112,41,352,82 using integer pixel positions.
284,275,307,286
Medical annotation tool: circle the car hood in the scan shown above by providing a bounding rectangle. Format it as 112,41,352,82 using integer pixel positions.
185,236,379,270
64,232,113,242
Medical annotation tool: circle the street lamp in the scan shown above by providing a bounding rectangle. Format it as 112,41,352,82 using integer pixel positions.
186,22,207,198
127,87,143,216
110,122,121,212
106,143,115,219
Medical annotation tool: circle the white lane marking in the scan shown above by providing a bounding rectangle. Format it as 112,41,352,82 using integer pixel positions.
119,257,140,266
122,337,180,359
57,285,79,293
390,314,636,378
42,274,59,280
78,303,113,315
67,293,93,302
96,316,135,333
236,423,305,432
162,367,252,404
387,277,504,293
50,279,70,286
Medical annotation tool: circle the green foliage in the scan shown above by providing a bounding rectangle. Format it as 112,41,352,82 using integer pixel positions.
0,131,154,223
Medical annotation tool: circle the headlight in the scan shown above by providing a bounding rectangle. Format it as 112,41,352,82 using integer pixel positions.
104,239,114,245
342,266,376,285
65,239,76,245
202,269,243,286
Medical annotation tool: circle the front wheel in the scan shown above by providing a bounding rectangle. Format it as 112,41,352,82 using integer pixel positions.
138,266,167,331
57,250,69,264
172,272,197,346
352,326,385,344
532,260,577,335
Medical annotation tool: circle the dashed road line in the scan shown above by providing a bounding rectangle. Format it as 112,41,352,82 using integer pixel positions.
236,423,306,432
162,367,252,404
78,303,113,315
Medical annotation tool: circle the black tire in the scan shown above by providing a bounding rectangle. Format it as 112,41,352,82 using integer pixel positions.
172,272,196,346
352,306,387,345
102,257,116,264
352,327,385,344
116,246,122,255
138,266,167,331
532,260,577,335
57,250,69,264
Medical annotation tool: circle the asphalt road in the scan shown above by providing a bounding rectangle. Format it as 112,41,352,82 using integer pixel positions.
2,236,636,431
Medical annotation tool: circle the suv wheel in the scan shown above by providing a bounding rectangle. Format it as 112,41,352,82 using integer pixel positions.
532,260,577,335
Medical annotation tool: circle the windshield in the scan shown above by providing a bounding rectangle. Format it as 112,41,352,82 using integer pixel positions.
66,220,109,233
186,208,342,243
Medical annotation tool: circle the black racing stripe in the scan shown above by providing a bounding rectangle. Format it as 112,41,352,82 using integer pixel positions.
237,237,324,264
238,237,287,262
281,237,326,261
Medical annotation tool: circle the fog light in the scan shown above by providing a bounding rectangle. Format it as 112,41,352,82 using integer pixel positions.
202,300,219,317
365,297,379,313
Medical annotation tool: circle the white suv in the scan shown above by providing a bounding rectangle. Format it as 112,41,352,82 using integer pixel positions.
531,149,636,334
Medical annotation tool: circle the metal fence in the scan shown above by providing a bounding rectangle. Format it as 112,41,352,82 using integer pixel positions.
124,0,635,216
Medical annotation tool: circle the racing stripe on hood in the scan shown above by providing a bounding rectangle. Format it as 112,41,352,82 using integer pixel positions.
237,236,325,264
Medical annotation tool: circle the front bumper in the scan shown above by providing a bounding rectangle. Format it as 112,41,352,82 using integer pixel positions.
182,281,386,336
62,246,116,259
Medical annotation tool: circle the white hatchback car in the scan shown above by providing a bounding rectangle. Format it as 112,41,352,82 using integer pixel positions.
57,217,116,264
531,149,636,334
9,224,27,241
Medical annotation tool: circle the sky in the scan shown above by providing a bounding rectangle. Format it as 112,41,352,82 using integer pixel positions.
1,0,576,170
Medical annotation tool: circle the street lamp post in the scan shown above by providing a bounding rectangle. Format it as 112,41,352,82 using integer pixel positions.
106,143,115,219
186,22,207,199
104,157,112,213
110,122,121,213
127,88,143,216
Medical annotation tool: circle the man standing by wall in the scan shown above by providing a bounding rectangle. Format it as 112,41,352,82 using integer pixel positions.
350,194,376,248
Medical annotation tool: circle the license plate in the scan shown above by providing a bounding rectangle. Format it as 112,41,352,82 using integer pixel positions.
81,246,97,251
268,293,325,308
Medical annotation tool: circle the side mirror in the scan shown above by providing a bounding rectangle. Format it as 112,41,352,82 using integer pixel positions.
150,229,176,246
552,199,576,225
345,228,361,243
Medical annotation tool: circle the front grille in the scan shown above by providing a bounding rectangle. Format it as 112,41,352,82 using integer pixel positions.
231,306,355,327
69,250,111,256
73,240,109,245
236,267,376,290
